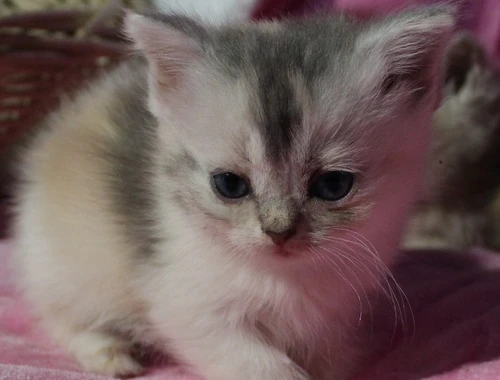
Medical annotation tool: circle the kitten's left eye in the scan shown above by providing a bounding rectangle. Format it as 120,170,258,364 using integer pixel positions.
213,172,250,199
309,171,354,201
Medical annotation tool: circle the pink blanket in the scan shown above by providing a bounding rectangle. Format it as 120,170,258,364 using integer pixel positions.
2,241,500,380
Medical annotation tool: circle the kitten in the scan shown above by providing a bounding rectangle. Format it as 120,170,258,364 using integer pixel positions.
11,8,454,380
404,33,500,250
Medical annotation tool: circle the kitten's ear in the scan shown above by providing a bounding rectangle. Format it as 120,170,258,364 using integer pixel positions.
124,12,206,88
444,32,488,93
355,7,456,98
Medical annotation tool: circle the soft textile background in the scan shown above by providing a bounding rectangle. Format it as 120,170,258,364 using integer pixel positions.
3,241,500,380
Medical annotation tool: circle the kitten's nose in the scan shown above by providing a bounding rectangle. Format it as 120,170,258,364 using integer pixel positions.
264,228,296,245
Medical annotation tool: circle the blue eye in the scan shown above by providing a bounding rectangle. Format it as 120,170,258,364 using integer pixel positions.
213,172,250,199
309,171,354,201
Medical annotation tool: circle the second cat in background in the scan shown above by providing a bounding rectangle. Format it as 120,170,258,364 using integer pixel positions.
404,33,500,251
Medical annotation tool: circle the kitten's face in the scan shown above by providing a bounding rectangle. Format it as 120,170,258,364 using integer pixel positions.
126,11,453,264
161,73,378,257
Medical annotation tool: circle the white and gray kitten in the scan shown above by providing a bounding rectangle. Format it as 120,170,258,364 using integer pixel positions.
12,8,454,380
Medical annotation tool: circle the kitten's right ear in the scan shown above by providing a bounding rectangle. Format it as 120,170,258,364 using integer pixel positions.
124,12,205,88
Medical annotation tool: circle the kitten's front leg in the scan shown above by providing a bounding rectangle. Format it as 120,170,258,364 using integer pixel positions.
170,326,310,380
40,311,142,377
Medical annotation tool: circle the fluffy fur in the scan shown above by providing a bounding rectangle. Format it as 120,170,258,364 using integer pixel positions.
151,0,258,23
12,8,453,380
404,33,500,250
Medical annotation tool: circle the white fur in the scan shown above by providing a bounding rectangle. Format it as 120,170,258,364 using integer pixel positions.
152,0,259,24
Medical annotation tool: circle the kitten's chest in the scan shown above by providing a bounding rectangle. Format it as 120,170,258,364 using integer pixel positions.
232,268,339,348
246,273,360,373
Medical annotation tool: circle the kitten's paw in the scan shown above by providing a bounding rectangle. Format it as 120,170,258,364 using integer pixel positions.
69,331,143,377
79,348,143,377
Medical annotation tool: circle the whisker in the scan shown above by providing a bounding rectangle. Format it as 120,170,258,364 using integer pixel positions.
309,246,365,320
314,244,372,327
321,229,415,342
322,236,398,315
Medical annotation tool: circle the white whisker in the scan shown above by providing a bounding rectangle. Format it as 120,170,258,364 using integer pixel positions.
321,229,415,342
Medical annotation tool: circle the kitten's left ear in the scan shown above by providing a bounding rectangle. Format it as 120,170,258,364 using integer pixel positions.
355,7,456,99
124,12,207,88
444,32,488,93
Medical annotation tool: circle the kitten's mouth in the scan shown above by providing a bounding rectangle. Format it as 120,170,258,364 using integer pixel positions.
270,243,307,259
261,238,309,260
273,246,293,258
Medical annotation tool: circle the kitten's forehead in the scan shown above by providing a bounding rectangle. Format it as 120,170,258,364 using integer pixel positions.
249,68,302,161
209,19,358,161
144,10,451,172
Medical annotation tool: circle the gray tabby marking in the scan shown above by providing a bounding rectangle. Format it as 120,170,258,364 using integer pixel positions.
105,61,162,257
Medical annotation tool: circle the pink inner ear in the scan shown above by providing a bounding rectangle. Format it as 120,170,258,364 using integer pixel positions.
380,15,455,78
124,13,201,87
356,12,454,100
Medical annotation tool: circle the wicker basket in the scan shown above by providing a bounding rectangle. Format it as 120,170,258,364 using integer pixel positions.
0,0,152,237
0,0,149,156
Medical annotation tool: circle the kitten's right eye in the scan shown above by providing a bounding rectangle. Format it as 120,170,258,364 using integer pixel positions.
213,172,250,199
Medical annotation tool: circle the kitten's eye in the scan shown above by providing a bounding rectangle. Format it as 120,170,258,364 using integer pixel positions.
309,171,354,201
213,172,250,199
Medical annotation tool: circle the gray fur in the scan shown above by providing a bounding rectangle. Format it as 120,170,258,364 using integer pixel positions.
259,197,300,235
104,61,162,257
164,151,199,176
143,13,360,160
117,8,454,253
104,8,454,256
147,12,211,43
141,8,448,161
211,19,357,160
404,32,500,250
251,66,303,161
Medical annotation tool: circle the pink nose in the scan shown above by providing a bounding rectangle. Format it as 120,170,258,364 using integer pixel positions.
265,229,296,245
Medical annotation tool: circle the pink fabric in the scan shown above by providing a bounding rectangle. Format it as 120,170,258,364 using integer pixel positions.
2,240,500,380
